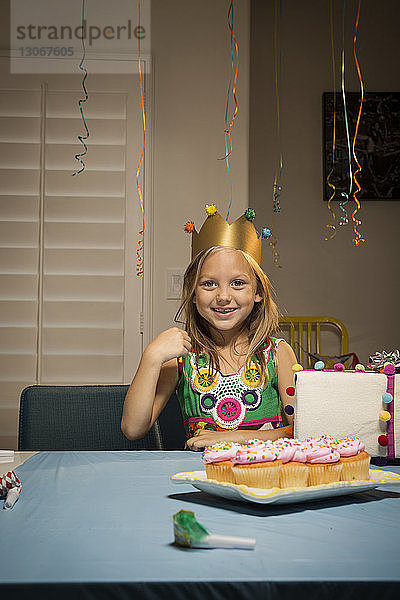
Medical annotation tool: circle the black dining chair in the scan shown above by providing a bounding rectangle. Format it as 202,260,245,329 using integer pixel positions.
18,385,186,451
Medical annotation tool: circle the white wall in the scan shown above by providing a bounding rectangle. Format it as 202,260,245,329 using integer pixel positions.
3,0,395,368
250,0,400,364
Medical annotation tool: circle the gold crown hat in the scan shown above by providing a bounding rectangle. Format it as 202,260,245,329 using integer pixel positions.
184,205,271,265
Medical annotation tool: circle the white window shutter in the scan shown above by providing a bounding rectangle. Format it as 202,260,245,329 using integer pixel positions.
0,70,148,447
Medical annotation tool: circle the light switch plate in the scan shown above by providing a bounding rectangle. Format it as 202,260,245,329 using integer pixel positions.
166,268,185,299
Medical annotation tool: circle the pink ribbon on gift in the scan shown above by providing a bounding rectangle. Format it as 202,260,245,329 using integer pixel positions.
386,375,395,459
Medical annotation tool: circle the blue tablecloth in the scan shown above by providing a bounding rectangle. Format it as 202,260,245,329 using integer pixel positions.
1,451,400,599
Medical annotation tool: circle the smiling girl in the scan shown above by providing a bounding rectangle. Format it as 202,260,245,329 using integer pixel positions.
122,211,297,450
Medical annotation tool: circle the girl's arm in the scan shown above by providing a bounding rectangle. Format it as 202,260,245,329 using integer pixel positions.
186,426,294,450
121,327,191,441
274,339,297,430
186,341,298,451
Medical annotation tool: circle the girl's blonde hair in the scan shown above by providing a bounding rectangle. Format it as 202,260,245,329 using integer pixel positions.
175,246,279,384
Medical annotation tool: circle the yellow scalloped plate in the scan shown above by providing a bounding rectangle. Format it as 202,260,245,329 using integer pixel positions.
171,469,400,505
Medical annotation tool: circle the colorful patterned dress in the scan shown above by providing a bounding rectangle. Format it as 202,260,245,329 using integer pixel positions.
176,337,286,439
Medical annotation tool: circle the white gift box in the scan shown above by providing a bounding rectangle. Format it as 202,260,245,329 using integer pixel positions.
293,371,399,458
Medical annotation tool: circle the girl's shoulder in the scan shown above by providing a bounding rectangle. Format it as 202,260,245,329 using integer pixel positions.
271,336,286,348
262,336,286,350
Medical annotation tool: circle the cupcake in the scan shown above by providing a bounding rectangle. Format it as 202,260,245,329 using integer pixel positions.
304,445,342,485
332,437,370,481
232,443,281,489
273,438,309,488
202,442,240,483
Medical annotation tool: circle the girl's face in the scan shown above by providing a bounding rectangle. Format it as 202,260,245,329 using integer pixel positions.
193,248,262,337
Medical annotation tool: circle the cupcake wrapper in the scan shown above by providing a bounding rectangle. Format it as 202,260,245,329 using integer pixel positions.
307,462,342,485
280,463,309,488
340,454,371,481
205,461,235,484
232,463,281,489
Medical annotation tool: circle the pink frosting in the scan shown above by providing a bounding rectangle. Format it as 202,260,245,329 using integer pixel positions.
332,437,365,457
306,446,340,464
272,438,307,463
202,442,240,464
315,435,336,447
276,445,307,463
233,446,278,465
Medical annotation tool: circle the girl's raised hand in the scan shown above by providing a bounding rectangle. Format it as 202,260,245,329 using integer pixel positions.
146,327,192,365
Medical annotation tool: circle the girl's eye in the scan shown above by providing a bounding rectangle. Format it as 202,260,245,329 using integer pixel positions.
201,280,216,287
232,280,245,287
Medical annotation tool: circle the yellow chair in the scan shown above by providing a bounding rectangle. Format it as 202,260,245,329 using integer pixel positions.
278,316,349,369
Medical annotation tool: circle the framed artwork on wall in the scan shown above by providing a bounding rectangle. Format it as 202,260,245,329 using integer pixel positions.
322,92,400,201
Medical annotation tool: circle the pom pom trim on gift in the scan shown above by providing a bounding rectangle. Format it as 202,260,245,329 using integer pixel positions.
383,363,396,375
382,392,393,404
314,361,325,371
334,363,345,371
379,410,391,422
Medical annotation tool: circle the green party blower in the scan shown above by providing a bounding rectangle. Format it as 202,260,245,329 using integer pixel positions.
173,510,256,550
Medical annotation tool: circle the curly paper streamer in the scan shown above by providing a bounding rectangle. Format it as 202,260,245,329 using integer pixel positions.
224,3,235,222
136,231,144,278
73,0,89,176
264,225,282,269
219,0,238,167
273,178,282,213
136,0,146,277
325,0,337,240
272,0,283,214
351,0,365,246
224,78,233,221
268,229,282,269
339,0,351,226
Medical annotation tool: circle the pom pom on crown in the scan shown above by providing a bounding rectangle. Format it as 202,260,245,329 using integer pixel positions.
205,204,217,216
244,208,256,221
184,221,195,233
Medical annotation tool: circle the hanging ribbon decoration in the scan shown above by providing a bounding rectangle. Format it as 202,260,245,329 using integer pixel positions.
219,1,238,175
324,0,337,240
272,0,283,214
351,0,365,245
339,0,351,226
265,0,282,268
224,2,235,222
267,230,282,269
136,0,146,277
73,0,89,176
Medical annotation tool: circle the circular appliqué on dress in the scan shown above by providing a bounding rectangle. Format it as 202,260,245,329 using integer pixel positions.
193,368,219,392
200,393,217,410
214,398,246,429
241,389,261,408
188,348,271,430
240,364,261,388
216,398,241,422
